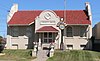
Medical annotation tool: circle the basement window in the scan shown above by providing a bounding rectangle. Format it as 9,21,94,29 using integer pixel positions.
67,45,73,50
80,45,86,50
12,44,18,49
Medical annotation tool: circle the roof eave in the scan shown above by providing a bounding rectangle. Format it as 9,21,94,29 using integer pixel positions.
8,21,35,26
29,21,34,25
65,24,91,26
36,31,58,33
8,24,29,26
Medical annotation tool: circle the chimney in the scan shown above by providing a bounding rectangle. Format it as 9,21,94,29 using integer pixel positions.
7,3,18,23
85,2,92,21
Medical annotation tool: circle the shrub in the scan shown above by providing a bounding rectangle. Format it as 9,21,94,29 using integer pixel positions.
0,36,5,53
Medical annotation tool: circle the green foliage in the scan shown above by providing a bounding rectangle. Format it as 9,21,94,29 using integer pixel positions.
0,36,3,44
0,36,2,38
47,50,100,61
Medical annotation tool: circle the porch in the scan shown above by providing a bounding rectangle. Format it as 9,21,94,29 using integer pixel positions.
36,26,59,50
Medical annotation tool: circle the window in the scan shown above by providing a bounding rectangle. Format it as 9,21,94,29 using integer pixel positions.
12,27,19,37
49,33,52,38
44,32,47,38
12,44,18,49
26,27,32,37
43,32,53,43
67,45,73,50
66,26,72,37
26,32,31,37
26,27,31,31
25,44,28,46
80,45,86,49
80,26,86,37
12,44,18,46
74,27,79,36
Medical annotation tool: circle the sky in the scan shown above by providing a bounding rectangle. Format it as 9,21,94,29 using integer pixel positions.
0,0,100,37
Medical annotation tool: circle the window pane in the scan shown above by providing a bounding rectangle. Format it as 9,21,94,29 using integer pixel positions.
74,27,80,36
26,32,31,37
67,45,73,50
44,32,47,37
80,45,86,49
49,33,52,38
67,32,72,37
48,39,52,43
66,26,72,37
80,27,86,37
44,39,47,43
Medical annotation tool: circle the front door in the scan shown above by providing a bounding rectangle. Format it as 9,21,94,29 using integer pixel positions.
40,32,57,49
43,32,53,43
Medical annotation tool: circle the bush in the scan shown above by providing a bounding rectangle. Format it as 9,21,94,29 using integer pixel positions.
0,36,5,53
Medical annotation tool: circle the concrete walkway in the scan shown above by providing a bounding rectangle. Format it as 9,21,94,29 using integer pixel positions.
32,50,49,61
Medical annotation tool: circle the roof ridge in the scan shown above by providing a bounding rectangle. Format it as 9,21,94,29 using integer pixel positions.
18,10,85,12
18,10,42,11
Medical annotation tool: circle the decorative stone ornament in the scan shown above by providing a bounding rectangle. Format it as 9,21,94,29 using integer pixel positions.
32,45,37,57
49,45,54,57
44,13,51,20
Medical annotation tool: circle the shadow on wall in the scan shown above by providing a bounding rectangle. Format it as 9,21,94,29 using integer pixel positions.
27,38,34,49
91,36,100,52
82,38,92,50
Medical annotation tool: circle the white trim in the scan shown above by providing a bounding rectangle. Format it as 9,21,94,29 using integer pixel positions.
29,21,34,25
36,31,58,33
8,21,35,26
65,24,90,26
8,24,29,26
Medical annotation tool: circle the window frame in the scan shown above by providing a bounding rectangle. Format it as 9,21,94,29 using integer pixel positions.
12,27,19,37
66,26,73,37
43,32,53,43
67,45,73,50
80,26,87,37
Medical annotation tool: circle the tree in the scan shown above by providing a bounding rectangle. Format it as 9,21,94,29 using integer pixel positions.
0,36,4,53
0,36,3,44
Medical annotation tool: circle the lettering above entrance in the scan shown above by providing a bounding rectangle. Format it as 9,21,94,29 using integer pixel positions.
40,21,55,25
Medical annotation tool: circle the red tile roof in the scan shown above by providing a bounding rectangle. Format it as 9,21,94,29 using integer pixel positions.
36,26,58,32
54,10,91,24
8,10,42,25
8,10,91,25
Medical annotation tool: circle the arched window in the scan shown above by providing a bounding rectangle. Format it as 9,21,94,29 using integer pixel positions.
66,26,73,37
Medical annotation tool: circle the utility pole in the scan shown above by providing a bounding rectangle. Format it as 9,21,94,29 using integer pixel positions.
60,0,66,50
57,0,66,50
64,0,66,22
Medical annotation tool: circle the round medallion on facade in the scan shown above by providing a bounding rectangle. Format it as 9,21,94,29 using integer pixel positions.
44,13,51,20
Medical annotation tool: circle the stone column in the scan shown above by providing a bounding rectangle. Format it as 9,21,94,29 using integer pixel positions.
38,33,41,50
32,45,37,57
6,35,11,49
49,45,54,57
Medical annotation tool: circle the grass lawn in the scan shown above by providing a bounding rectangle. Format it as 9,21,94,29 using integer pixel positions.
0,49,36,61
47,50,100,61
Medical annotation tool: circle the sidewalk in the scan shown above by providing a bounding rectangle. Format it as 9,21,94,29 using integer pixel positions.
32,50,49,61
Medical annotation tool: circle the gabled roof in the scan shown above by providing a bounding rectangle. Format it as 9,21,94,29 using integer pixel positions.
8,10,42,25
8,10,91,25
54,10,91,24
36,26,58,32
